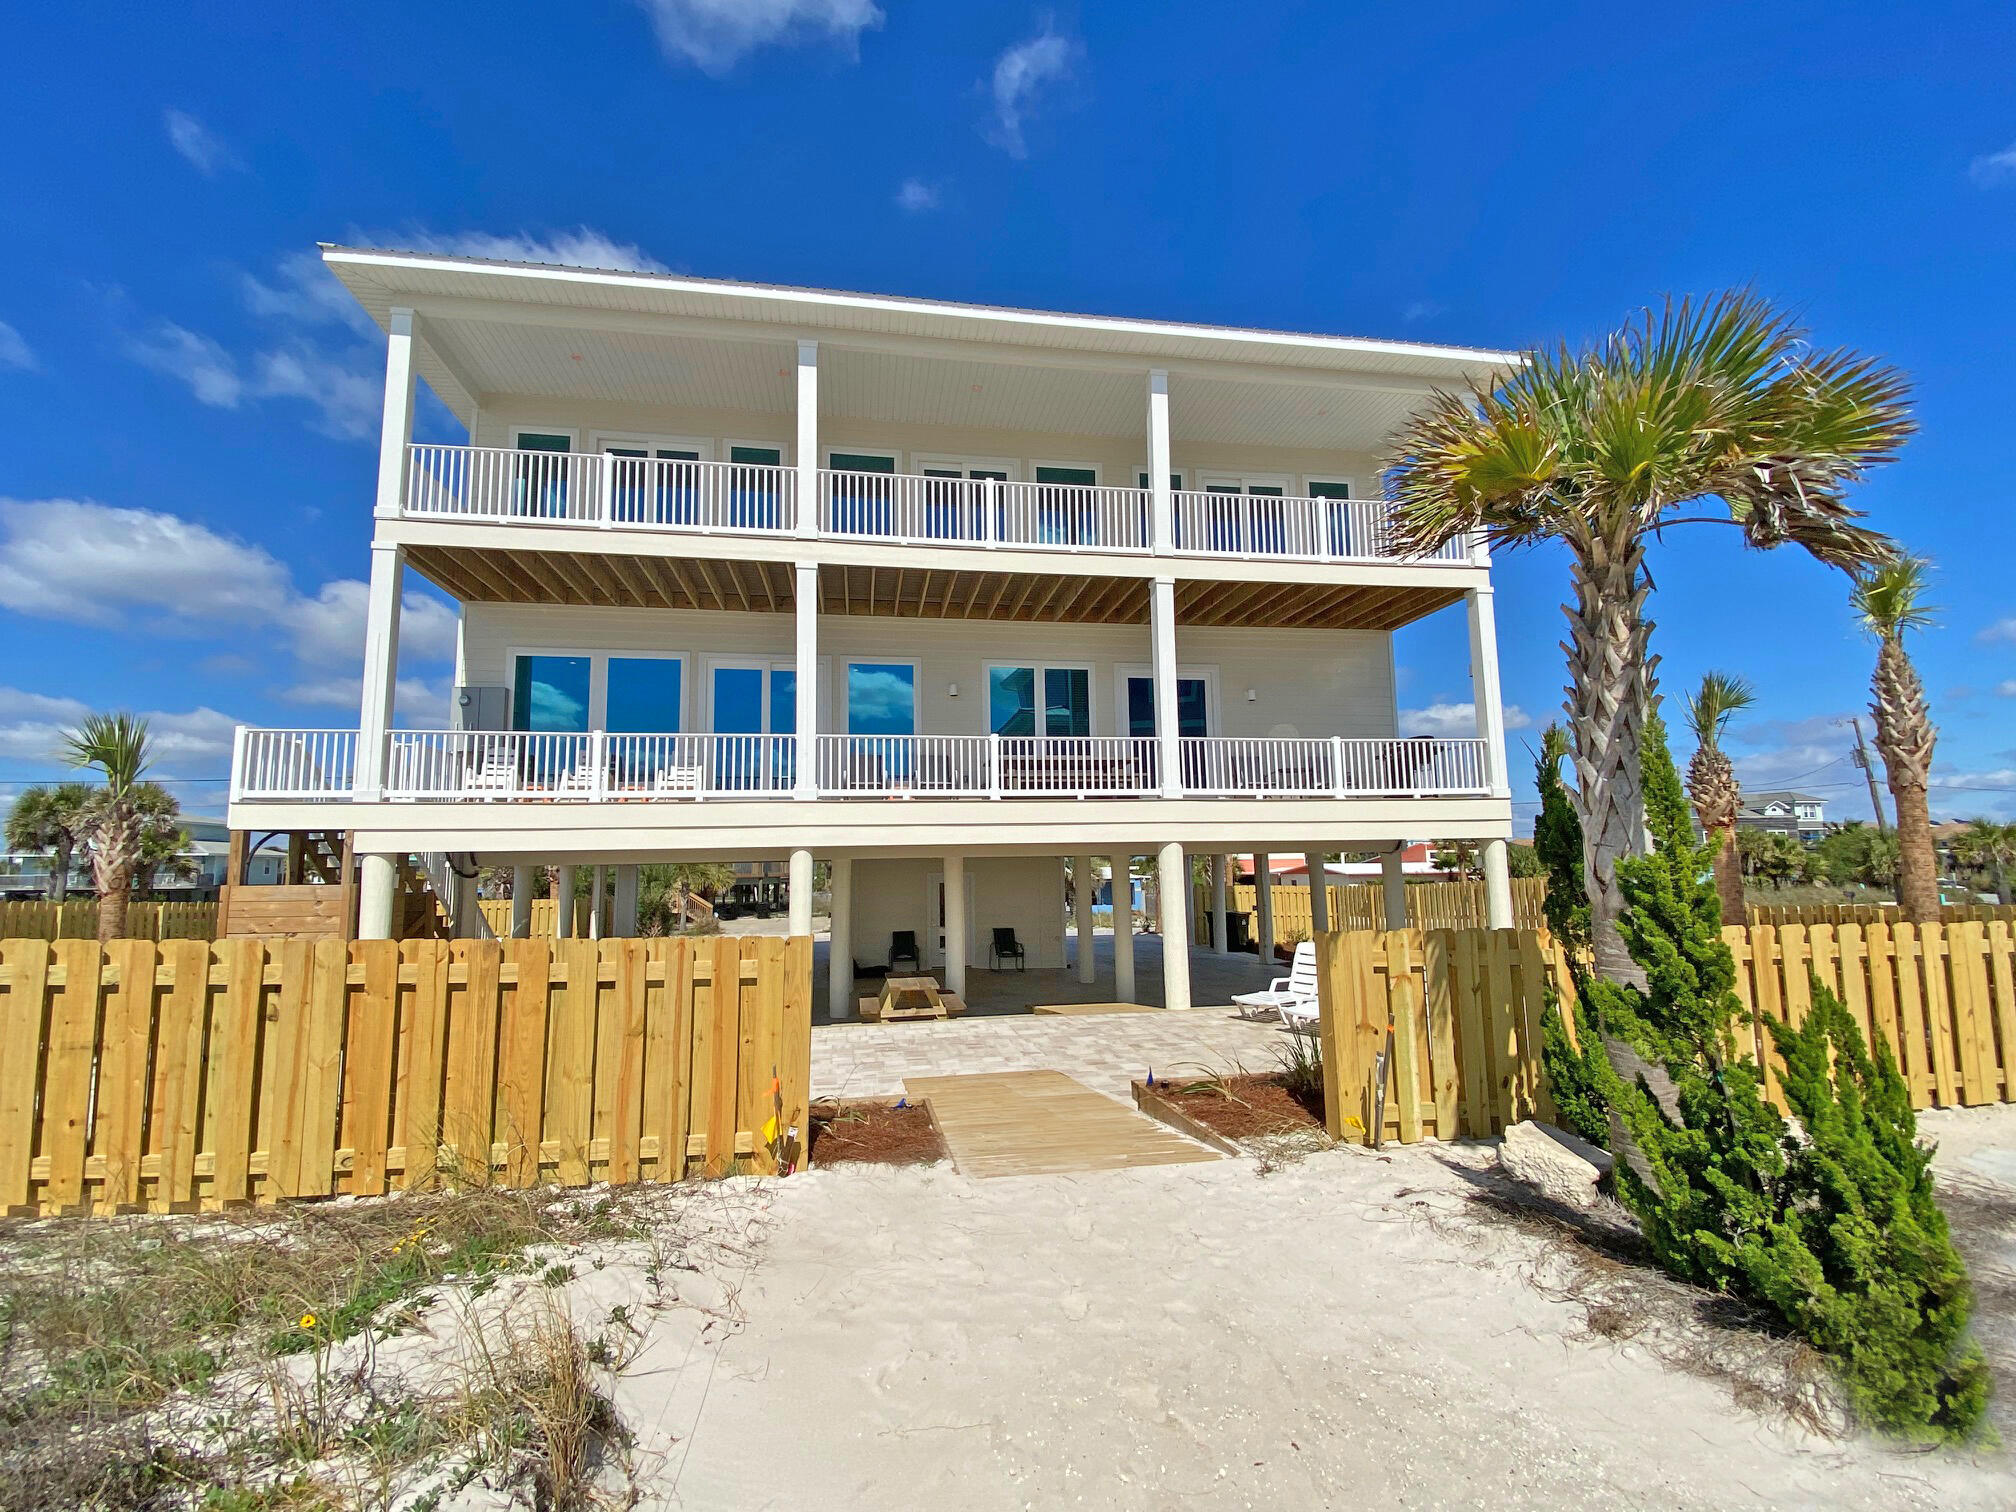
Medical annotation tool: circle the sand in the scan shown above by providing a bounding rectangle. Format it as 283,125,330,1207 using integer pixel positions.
634,1134,2014,1511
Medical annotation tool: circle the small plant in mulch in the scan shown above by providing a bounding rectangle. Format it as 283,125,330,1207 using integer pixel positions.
1147,1052,1327,1144
808,1099,948,1168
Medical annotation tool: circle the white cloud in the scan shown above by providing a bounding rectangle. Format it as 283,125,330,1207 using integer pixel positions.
1978,616,2016,644
1968,142,2016,187
894,177,939,213
240,250,379,338
0,685,240,765
1999,681,2016,698
0,498,457,666
0,320,35,372
1399,701,1532,738
280,674,451,725
163,109,241,176
986,24,1076,158
1401,301,1445,324
249,346,381,440
634,0,882,73
124,321,243,408
388,226,671,274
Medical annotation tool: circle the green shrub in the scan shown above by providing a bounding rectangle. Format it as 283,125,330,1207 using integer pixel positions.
1541,711,1989,1442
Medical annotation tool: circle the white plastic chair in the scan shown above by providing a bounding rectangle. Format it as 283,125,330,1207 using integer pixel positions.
1232,939,1320,1024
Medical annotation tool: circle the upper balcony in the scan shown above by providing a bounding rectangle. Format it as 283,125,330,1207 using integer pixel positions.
400,445,1474,568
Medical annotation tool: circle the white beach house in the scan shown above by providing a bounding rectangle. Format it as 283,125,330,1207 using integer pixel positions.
227,246,1519,1013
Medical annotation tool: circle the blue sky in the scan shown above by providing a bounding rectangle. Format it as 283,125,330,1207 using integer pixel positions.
2,1,2014,832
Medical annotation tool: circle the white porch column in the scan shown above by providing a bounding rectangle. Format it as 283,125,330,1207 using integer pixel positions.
509,866,534,938
1074,853,1097,984
1114,856,1136,1002
827,857,854,1019
1254,853,1274,958
1156,842,1192,1012
373,307,417,524
555,865,577,938
358,853,398,941
1146,368,1173,552
1382,850,1409,930
795,339,818,538
943,853,967,996
588,865,605,939
1306,850,1330,934
1466,585,1511,798
613,864,639,937
1211,852,1229,954
794,562,819,798
788,847,814,935
1150,576,1182,797
1482,839,1515,928
354,543,405,800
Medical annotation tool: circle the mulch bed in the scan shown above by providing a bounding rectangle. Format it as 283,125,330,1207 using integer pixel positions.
808,1098,948,1167
1146,1072,1324,1140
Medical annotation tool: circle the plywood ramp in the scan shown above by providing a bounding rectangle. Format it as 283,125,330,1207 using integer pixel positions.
904,1070,1220,1178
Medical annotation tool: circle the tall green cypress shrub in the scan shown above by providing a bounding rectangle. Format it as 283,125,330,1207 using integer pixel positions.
1544,716,1989,1441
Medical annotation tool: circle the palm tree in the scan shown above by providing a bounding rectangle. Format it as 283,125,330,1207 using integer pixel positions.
1385,291,1909,985
61,713,154,942
1683,672,1756,926
1851,557,1941,921
1952,819,2015,905
4,781,93,900
129,782,197,898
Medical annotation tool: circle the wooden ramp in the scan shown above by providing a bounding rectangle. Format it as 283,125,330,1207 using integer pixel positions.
904,1070,1221,1178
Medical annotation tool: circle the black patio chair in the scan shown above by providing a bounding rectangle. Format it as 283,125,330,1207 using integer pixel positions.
888,930,921,973
989,927,1026,971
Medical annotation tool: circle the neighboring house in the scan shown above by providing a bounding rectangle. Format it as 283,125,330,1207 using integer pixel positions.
1240,842,1458,884
0,818,278,901
1735,790,1826,843
227,246,1519,1012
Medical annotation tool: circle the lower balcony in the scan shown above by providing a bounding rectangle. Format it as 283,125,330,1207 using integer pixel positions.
231,730,1493,804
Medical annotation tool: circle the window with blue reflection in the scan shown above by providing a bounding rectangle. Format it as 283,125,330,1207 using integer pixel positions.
848,663,915,735
712,666,764,734
989,666,1036,735
512,655,591,732
769,669,796,734
606,657,681,733
1044,667,1090,736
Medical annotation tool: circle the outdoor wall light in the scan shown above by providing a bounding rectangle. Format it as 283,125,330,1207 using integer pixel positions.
1246,688,1257,701
948,683,959,696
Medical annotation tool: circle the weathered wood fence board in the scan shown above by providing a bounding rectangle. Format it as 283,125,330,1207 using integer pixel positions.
476,897,594,939
1315,920,2016,1149
0,900,219,941
0,934,813,1217
1747,901,2016,927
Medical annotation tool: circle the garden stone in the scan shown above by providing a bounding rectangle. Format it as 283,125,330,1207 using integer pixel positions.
1499,1120,1613,1208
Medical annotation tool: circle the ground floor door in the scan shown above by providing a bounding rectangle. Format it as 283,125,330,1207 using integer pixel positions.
925,870,978,971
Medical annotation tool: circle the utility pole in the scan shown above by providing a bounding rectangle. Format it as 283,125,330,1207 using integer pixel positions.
1848,717,1889,833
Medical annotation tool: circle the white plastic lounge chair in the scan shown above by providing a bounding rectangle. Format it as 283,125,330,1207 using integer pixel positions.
1232,939,1319,1023
1278,993,1322,1033
651,765,704,795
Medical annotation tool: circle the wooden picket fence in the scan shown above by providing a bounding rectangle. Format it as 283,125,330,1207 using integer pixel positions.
477,897,593,939
1311,919,2016,1150
0,900,219,942
0,934,812,1217
1746,901,2016,927
1196,878,1548,947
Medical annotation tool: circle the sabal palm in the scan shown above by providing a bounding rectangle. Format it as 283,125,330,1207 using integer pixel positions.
130,781,195,898
1683,672,1756,926
1851,558,1941,921
61,712,155,942
1386,291,1908,985
4,781,93,901
1952,819,2015,905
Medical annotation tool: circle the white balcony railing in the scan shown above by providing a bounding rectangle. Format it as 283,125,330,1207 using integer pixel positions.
235,730,1491,803
403,445,1476,565
404,445,798,533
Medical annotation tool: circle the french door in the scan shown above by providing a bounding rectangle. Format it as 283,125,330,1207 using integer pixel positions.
709,660,798,789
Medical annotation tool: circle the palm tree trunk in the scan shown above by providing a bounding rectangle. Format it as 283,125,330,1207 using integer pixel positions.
1712,821,1747,926
1565,541,1655,989
96,860,132,942
1995,857,2012,907
50,837,72,903
1890,781,1942,922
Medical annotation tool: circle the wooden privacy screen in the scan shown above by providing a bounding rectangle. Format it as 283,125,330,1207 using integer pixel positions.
1194,879,1548,946
1726,921,2015,1112
476,898,594,940
1313,928,1563,1147
0,900,219,943
1746,902,2016,928
0,935,813,1218
1311,921,2016,1150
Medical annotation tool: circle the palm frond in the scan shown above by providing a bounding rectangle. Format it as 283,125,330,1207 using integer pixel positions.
1851,556,1937,641
1684,671,1756,748
60,712,153,795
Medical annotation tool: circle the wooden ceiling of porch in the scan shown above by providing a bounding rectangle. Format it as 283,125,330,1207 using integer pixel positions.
403,545,1461,632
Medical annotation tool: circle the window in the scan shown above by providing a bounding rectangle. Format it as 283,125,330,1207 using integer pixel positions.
512,655,591,733
828,451,897,473
513,432,574,519
1308,478,1361,555
1123,674,1210,738
1032,464,1099,545
847,663,916,735
1136,471,1185,490
605,657,683,733
730,444,782,466
988,664,1091,736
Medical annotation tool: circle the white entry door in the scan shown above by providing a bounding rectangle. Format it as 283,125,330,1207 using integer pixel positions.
924,871,978,970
